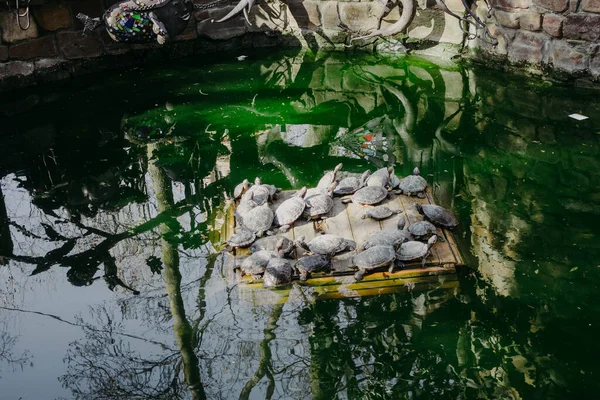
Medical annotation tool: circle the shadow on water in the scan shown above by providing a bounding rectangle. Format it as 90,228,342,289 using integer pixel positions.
1,48,600,399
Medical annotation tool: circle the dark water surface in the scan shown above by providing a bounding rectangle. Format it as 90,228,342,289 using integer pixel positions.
1,49,600,399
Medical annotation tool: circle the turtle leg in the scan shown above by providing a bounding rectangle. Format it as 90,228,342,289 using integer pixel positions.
149,13,169,44
354,270,365,281
435,233,446,242
388,263,395,274
421,255,427,268
300,271,309,281
278,224,291,233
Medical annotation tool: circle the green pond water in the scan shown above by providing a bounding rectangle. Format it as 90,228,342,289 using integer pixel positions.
1,49,600,399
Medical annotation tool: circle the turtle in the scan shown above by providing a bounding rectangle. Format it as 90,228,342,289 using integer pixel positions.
239,203,274,237
250,235,301,257
238,238,286,279
408,220,439,241
415,202,458,230
353,245,397,281
297,234,355,257
274,187,307,233
263,258,293,287
359,217,412,251
245,183,271,205
395,235,437,268
389,173,402,189
342,185,388,206
304,183,336,220
221,229,256,251
333,170,371,195
366,166,394,187
235,191,258,225
361,206,402,221
396,167,428,198
254,177,280,201
295,254,331,281
316,163,343,192
234,178,251,199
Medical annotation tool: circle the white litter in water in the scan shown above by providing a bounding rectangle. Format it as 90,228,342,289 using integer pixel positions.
237,55,248,61
569,113,589,120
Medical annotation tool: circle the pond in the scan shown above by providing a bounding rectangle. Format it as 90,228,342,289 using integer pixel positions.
1,49,600,399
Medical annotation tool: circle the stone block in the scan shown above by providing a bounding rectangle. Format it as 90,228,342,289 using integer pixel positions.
589,45,600,78
338,2,379,32
533,0,568,12
563,14,600,41
34,58,68,71
32,3,71,31
287,0,321,29
494,10,520,28
0,60,34,78
497,0,530,8
8,35,58,59
0,45,7,61
520,12,542,31
56,31,104,59
549,41,589,73
0,10,39,43
582,0,600,12
319,1,340,30
543,13,564,37
508,31,547,64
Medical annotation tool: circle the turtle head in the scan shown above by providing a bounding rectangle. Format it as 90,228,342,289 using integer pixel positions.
360,170,371,185
296,186,308,199
396,216,407,230
413,167,420,176
414,202,422,214
275,238,286,257
242,178,250,190
387,166,394,178
427,235,437,249
334,163,343,174
254,177,262,185
327,182,337,196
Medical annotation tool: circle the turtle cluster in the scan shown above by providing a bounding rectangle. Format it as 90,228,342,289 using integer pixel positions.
224,164,459,286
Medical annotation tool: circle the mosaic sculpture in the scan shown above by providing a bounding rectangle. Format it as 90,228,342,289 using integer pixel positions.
77,0,223,44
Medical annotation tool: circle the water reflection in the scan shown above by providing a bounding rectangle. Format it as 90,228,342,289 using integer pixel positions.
0,50,599,399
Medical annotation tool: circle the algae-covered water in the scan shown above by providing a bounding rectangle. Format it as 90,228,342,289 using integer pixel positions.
1,49,600,399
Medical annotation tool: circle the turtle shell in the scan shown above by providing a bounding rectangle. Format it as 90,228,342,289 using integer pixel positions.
275,188,307,225
398,175,427,195
295,255,330,281
316,163,343,191
240,250,277,278
366,167,392,187
241,204,274,236
305,234,355,256
350,186,388,205
353,246,395,271
246,184,270,205
304,193,333,218
263,258,293,287
418,204,458,229
389,174,401,189
361,229,410,250
333,175,361,195
395,240,429,261
408,220,437,240
361,206,400,221
250,236,295,256
226,230,256,248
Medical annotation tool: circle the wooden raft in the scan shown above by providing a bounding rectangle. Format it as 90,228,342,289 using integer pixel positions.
221,188,464,300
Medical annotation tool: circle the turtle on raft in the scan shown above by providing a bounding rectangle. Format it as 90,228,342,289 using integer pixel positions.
221,229,255,252
263,258,294,287
297,234,355,257
295,254,331,281
274,187,308,233
342,185,388,206
333,170,370,196
396,167,428,198
415,203,458,230
353,245,396,281
361,206,402,221
395,236,437,268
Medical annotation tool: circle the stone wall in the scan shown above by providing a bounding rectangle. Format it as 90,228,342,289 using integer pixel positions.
468,0,600,84
0,0,465,90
